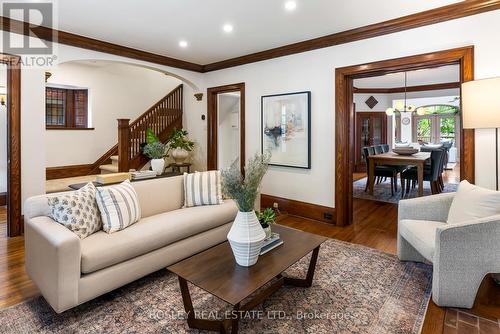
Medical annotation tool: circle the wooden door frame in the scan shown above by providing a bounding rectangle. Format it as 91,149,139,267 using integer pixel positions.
207,83,245,172
0,54,22,236
354,112,388,172
335,46,474,226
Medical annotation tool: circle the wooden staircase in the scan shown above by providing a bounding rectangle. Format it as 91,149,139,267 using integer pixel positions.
96,84,183,174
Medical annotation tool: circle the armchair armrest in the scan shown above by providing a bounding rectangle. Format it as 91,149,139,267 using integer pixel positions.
25,215,81,313
432,215,500,308
398,192,455,223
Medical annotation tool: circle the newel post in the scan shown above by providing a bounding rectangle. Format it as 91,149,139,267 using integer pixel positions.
117,119,130,172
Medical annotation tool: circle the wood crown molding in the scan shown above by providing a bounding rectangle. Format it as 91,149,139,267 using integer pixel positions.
0,16,203,72
202,0,500,72
353,82,461,94
1,1,499,73
261,194,335,225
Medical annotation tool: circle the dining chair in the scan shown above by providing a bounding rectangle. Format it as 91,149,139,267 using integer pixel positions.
363,146,399,195
401,149,445,197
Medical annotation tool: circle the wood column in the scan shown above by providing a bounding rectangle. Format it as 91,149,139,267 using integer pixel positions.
117,119,130,172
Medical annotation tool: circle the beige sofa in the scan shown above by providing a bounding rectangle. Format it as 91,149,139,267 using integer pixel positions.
24,175,238,313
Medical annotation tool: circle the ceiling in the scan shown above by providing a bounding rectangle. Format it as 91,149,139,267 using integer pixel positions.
353,64,460,88
10,0,461,64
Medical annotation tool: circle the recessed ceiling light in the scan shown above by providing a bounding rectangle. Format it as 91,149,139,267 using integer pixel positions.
179,40,188,48
284,1,297,11
223,24,233,33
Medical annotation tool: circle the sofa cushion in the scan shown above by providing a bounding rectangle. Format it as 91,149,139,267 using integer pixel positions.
399,219,446,262
80,200,238,273
183,171,223,207
131,176,184,218
447,180,500,224
48,183,102,239
96,180,141,233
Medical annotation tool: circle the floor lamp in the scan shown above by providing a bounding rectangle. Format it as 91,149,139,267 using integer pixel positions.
462,77,500,190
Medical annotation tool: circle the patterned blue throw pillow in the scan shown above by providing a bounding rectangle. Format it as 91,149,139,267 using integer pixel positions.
48,182,102,239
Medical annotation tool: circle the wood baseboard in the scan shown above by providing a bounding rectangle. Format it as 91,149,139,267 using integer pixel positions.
46,164,94,180
0,192,6,206
261,194,335,224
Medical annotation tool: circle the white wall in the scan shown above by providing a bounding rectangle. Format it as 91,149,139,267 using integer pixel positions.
4,9,500,211
1,32,205,209
354,93,392,112
45,62,182,166
199,10,500,207
217,93,240,170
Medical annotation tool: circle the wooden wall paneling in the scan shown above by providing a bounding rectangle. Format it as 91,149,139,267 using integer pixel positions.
0,54,22,236
335,46,475,227
352,82,461,94
261,194,335,224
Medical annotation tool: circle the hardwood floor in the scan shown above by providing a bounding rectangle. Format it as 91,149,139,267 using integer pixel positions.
279,198,500,334
0,200,498,334
0,207,38,309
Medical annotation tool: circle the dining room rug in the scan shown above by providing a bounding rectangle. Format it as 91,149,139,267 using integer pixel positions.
0,239,432,334
353,177,458,204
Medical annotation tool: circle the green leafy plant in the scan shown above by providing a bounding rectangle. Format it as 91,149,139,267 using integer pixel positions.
142,141,166,159
222,152,271,212
167,129,194,151
146,128,160,144
256,208,276,228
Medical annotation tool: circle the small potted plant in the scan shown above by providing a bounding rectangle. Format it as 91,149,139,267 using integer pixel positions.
143,141,167,175
257,208,276,239
167,129,194,164
222,152,271,267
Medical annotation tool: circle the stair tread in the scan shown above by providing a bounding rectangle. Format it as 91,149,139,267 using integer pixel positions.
99,164,119,172
110,155,119,161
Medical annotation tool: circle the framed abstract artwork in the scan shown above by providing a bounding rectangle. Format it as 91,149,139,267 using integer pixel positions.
261,91,311,169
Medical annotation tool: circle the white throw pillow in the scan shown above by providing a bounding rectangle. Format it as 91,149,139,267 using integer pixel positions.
183,170,223,207
96,179,141,233
447,180,500,224
48,182,102,239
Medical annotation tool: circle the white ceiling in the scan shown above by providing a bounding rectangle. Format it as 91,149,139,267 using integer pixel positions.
10,0,461,64
353,64,460,88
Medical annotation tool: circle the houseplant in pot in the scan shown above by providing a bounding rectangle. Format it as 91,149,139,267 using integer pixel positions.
222,152,271,267
167,129,194,164
257,208,276,239
143,140,167,175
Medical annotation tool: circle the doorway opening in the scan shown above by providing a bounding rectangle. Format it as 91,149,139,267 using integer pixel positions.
335,46,475,226
352,65,461,203
207,83,245,172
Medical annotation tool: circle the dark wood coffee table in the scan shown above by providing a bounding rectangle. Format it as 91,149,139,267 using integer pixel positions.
167,225,327,333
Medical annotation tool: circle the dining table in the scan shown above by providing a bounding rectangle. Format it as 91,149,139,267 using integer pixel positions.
367,151,431,197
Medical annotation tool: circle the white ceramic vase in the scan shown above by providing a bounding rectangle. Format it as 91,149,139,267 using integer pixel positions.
171,148,189,164
150,158,165,175
227,211,266,267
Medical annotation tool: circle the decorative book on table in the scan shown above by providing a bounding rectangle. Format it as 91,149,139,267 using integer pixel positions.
260,232,284,255
130,170,157,180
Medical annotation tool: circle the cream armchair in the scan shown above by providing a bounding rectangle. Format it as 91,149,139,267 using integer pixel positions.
397,192,500,308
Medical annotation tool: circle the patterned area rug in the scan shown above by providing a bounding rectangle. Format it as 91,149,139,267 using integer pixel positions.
0,239,432,334
353,177,458,204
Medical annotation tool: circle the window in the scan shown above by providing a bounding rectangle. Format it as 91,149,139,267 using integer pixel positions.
46,87,90,129
412,104,459,144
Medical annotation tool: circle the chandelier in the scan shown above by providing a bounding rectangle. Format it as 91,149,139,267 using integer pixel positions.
385,72,425,116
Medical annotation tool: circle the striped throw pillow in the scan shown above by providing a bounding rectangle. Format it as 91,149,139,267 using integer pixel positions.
183,171,223,207
96,180,141,233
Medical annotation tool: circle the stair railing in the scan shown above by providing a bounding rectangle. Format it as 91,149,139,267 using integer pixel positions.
117,84,183,172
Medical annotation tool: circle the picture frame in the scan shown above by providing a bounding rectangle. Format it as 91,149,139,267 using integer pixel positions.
261,91,311,169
